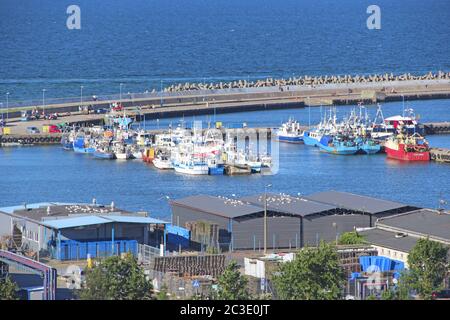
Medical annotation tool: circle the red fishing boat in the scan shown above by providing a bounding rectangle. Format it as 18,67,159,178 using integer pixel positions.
384,132,430,161
142,147,155,163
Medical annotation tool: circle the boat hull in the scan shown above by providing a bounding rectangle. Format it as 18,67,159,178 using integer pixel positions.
73,146,95,154
318,144,359,155
303,134,321,147
153,159,173,170
93,152,115,159
174,164,209,175
385,146,430,161
208,166,225,175
277,135,303,143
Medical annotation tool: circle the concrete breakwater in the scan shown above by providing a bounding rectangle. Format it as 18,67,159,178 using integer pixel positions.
3,71,450,122
159,71,450,93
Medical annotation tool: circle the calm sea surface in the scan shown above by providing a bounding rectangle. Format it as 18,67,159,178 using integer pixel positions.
0,0,450,102
0,0,449,218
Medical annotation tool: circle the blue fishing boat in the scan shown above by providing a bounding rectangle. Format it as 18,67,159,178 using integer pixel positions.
61,136,73,151
318,135,359,155
93,149,115,159
277,118,303,143
358,139,381,154
73,137,95,154
302,130,323,147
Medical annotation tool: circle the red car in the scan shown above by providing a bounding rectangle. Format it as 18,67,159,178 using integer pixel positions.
48,125,61,133
112,103,123,112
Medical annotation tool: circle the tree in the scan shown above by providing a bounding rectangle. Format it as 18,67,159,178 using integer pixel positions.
156,284,169,300
273,241,346,300
0,276,18,300
214,260,250,300
79,253,153,300
338,231,366,245
402,238,448,300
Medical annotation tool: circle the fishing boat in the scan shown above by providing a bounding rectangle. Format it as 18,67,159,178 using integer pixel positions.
153,153,173,170
207,158,225,175
318,135,359,155
61,135,73,151
384,132,430,161
173,158,209,175
112,141,132,160
302,130,323,147
277,118,303,143
93,147,115,160
142,147,155,163
358,139,381,154
73,136,95,154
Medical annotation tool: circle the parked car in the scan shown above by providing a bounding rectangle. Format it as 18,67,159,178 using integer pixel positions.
26,126,40,134
96,108,108,114
432,289,450,299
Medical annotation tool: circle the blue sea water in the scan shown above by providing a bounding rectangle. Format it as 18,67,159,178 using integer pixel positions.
0,0,450,102
0,0,449,219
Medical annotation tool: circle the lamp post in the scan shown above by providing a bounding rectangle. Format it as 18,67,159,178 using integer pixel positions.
332,222,338,246
42,89,46,116
119,83,123,105
263,183,272,254
160,80,163,107
6,92,9,122
80,86,84,109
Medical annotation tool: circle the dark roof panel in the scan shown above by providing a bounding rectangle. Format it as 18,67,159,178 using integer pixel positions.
377,209,450,241
240,193,337,217
305,191,409,215
359,228,419,253
171,195,263,218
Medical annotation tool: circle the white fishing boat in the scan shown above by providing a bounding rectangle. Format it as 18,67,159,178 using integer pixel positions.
112,141,132,160
173,158,209,175
153,154,174,170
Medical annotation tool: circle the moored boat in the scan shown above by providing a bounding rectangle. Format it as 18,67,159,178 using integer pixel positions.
277,118,303,143
318,135,359,155
384,133,430,161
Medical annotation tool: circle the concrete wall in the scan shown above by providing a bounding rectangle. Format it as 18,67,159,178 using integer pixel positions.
0,212,12,236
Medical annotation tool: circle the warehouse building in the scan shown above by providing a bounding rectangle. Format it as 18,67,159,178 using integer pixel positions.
359,208,450,268
170,191,417,251
0,202,168,260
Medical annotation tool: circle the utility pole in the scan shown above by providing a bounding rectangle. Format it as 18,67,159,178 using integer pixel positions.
6,92,9,122
42,89,46,116
80,85,84,109
119,83,123,105
264,184,272,254
160,80,163,107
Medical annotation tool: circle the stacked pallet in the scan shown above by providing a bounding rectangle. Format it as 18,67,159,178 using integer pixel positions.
152,254,225,278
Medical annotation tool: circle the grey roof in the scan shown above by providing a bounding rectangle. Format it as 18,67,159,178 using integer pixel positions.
5,203,130,223
359,228,419,253
171,195,263,219
376,209,450,242
305,191,410,215
240,193,337,217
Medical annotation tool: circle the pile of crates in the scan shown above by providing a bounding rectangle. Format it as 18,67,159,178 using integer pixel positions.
57,239,138,261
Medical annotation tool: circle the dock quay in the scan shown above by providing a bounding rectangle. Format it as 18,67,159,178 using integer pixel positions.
2,77,450,122
430,148,450,163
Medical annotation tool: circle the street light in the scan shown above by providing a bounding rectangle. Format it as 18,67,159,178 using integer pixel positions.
119,83,123,104
6,92,9,122
160,80,163,107
263,183,272,254
42,89,46,116
80,86,84,109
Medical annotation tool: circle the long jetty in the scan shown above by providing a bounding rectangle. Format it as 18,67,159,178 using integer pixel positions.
1,72,450,137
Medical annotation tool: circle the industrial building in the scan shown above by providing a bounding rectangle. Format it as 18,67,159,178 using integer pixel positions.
170,191,418,251
0,202,169,260
359,208,450,268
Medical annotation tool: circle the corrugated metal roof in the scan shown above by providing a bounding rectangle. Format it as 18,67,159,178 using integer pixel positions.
305,191,409,214
101,215,168,224
377,209,450,241
171,195,263,218
43,216,109,229
0,202,78,214
240,193,337,217
359,228,419,253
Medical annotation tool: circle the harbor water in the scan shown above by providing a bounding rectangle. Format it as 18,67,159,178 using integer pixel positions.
1,99,449,220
